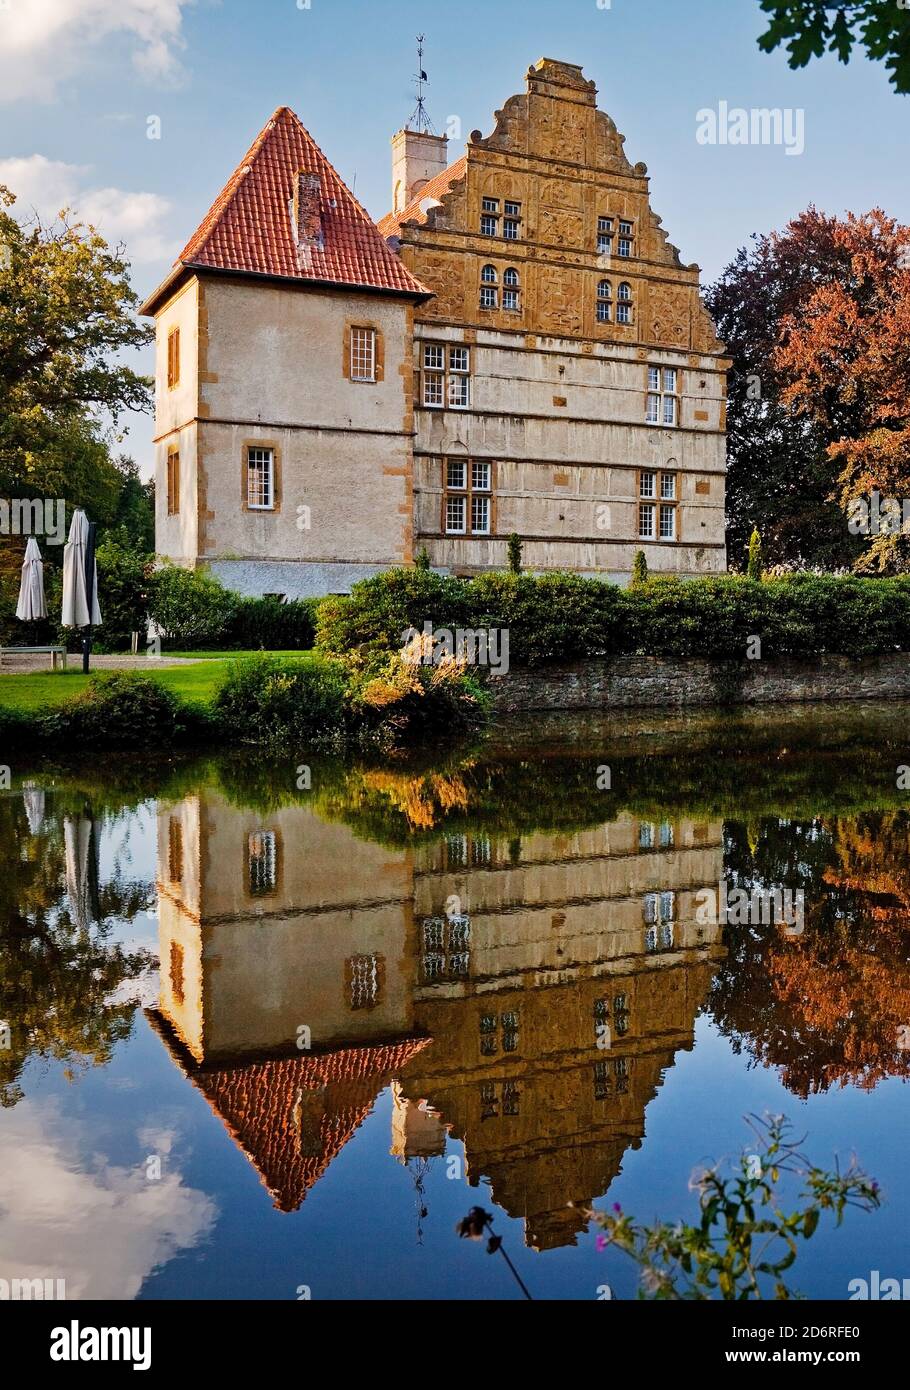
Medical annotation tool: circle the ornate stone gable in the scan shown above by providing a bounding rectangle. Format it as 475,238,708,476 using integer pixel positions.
389,58,724,355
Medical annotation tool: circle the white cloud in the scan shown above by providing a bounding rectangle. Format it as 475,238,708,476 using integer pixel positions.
0,1099,216,1300
0,154,173,263
0,0,196,102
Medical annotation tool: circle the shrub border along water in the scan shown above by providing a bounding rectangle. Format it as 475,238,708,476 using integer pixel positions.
315,569,910,666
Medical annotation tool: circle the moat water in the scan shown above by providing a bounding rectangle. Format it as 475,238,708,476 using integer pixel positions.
3,702,909,1300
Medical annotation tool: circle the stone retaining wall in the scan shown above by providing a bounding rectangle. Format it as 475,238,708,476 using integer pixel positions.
490,653,910,713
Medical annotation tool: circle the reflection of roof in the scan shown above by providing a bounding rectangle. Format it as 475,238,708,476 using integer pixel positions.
147,1011,430,1211
377,156,468,239
142,106,430,315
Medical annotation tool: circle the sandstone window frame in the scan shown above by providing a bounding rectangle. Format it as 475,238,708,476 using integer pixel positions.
350,325,377,382
639,467,677,541
618,218,635,258
503,199,522,240
480,196,499,237
242,442,281,513
442,456,494,536
617,281,634,325
166,447,180,516
503,266,520,311
420,342,471,410
480,264,498,310
166,326,180,389
597,215,614,255
596,279,612,323
646,365,679,426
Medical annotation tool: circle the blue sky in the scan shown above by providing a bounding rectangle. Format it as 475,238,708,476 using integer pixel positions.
2,0,909,476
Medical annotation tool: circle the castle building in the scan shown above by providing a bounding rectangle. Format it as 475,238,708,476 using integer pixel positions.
141,58,728,597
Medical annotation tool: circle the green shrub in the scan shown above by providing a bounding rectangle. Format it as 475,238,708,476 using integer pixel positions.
95,531,155,652
316,569,476,660
39,673,197,748
147,567,318,652
507,533,523,575
631,550,649,587
472,571,629,665
747,527,764,581
149,565,240,648
226,595,319,651
212,653,350,746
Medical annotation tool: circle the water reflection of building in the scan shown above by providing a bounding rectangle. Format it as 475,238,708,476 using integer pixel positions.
148,793,723,1244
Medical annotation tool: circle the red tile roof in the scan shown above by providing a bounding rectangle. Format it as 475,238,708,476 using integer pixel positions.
377,155,468,239
146,1009,431,1212
142,106,430,313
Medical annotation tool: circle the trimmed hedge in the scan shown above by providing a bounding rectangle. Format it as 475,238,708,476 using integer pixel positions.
316,569,910,666
147,565,319,651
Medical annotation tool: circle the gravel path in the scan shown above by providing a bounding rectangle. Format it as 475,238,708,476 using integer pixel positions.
0,652,210,675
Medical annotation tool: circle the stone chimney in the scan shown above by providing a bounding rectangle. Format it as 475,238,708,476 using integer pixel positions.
391,129,448,215
291,171,324,253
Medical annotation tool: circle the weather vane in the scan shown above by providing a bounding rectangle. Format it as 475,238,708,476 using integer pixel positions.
407,34,436,134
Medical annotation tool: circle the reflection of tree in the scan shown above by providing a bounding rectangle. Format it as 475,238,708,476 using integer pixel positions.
0,792,154,1107
710,813,910,1097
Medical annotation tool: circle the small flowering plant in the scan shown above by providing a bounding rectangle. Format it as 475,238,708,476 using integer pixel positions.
592,1115,881,1300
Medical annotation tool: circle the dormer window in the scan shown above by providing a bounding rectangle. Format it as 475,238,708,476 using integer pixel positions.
291,171,323,251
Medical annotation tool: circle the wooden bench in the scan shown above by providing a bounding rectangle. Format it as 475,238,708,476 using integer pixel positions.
0,644,68,671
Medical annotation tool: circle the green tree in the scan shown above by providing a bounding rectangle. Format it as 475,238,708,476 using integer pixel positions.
631,550,649,586
507,533,523,575
0,184,152,515
758,1,910,94
747,528,764,579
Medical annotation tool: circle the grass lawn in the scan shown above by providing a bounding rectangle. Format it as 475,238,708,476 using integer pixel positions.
0,651,314,713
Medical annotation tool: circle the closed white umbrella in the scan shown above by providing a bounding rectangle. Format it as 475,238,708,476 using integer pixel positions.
22,782,46,836
15,538,47,621
62,509,101,628
64,814,93,930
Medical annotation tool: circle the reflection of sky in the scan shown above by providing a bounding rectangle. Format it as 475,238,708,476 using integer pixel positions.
0,1088,215,1300
5,786,909,1301
2,1011,904,1302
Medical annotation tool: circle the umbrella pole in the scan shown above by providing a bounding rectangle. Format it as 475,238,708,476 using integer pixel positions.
82,521,98,675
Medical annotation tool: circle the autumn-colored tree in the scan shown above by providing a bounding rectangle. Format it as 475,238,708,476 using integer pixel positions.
705,208,865,569
711,812,910,1097
772,209,910,572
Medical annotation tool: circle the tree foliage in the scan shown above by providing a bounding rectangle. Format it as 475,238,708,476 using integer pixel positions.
758,1,910,94
705,208,865,570
772,209,910,572
0,182,152,529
